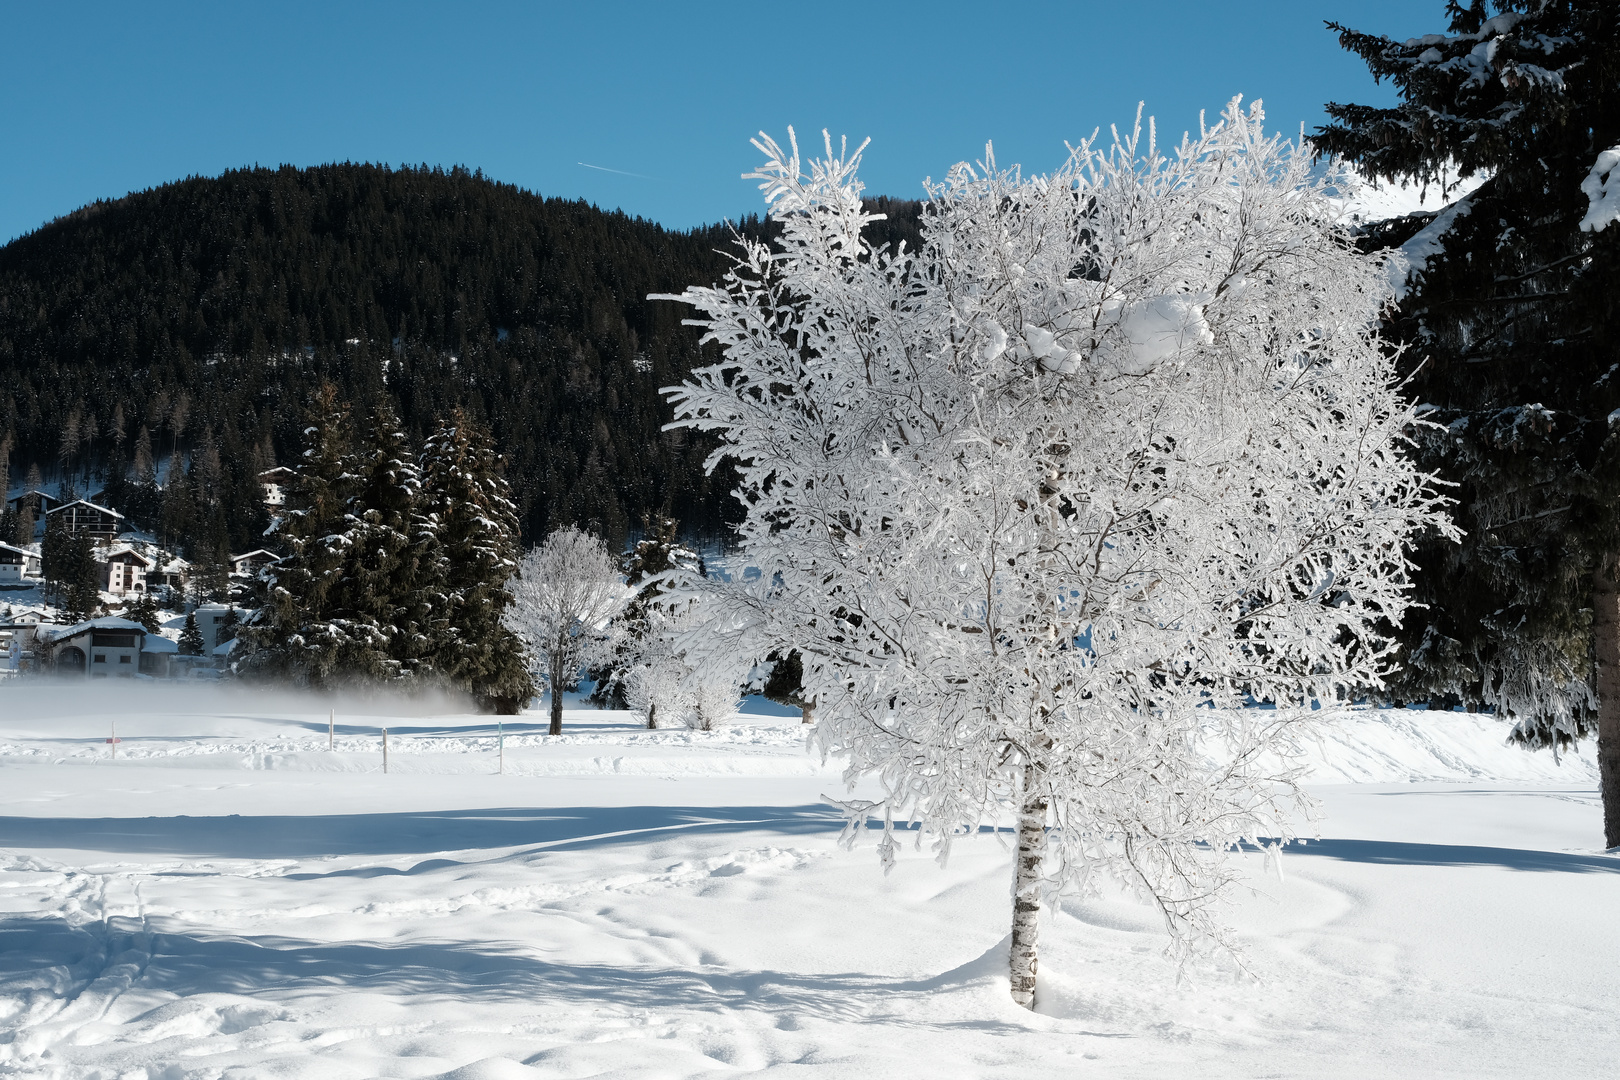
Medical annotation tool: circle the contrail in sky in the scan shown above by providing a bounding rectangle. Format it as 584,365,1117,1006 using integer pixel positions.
578,161,658,180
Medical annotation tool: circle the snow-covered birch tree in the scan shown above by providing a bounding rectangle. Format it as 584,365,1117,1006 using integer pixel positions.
660,100,1451,1007
503,526,624,735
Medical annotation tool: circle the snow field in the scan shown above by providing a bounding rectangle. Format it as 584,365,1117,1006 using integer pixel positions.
0,686,1616,1078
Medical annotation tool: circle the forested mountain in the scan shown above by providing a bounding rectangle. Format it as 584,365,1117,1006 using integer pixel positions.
0,163,923,554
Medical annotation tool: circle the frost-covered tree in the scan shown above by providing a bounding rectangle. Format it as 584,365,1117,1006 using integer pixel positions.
420,409,535,713
662,103,1448,1005
503,526,625,735
683,647,749,731
1316,1,1620,848
621,607,694,729
592,516,703,709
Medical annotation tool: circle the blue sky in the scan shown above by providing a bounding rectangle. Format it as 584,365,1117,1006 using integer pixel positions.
1,1,1440,244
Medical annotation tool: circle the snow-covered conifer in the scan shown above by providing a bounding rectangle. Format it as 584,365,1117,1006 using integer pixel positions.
662,102,1449,1005
1317,1,1620,849
238,385,357,685
420,409,534,712
325,404,440,681
178,611,205,656
126,592,163,635
503,526,625,735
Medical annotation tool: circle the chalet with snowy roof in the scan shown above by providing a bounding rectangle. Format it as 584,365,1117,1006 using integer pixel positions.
99,547,153,596
230,549,280,577
44,500,125,542
4,490,62,518
147,555,190,598
0,542,41,585
45,617,151,677
259,467,294,510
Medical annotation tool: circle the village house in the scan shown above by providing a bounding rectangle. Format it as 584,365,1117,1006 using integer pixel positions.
1,608,52,675
4,490,63,518
230,549,280,577
192,603,243,653
99,547,153,596
37,616,190,678
44,500,125,542
259,467,294,511
0,542,41,586
45,617,149,677
147,554,191,599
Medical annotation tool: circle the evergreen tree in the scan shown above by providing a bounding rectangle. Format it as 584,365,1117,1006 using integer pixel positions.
178,611,205,656
327,403,439,681
14,465,43,546
419,408,534,712
190,512,232,603
1317,1,1620,845
0,432,13,544
126,591,163,634
237,385,357,685
42,516,100,623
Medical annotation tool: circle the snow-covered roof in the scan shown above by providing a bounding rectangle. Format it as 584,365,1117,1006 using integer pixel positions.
0,541,36,558
99,546,154,566
48,616,149,640
45,499,125,519
212,638,238,656
230,548,280,562
142,635,179,654
259,466,295,478
5,489,57,505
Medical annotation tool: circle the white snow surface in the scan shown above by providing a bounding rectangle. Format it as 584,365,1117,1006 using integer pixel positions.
1,685,1614,1078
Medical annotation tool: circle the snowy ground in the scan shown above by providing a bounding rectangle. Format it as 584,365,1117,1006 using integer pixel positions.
0,686,1615,1079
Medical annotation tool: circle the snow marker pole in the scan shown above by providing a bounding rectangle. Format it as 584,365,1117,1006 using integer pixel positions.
329,708,334,750
382,727,388,774
498,719,504,775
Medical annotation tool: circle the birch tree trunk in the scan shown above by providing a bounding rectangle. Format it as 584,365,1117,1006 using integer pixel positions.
549,651,565,737
1009,764,1047,1009
1592,566,1620,850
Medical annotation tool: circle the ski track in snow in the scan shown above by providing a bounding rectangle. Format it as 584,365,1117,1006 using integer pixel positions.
0,696,1615,1078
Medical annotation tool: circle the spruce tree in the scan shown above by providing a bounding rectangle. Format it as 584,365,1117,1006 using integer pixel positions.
178,611,205,656
238,385,357,685
126,592,163,634
1318,1,1620,845
419,408,534,712
327,403,438,682
41,515,98,620
61,529,100,624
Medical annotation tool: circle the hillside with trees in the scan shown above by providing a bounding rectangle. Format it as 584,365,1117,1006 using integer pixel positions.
0,162,923,556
